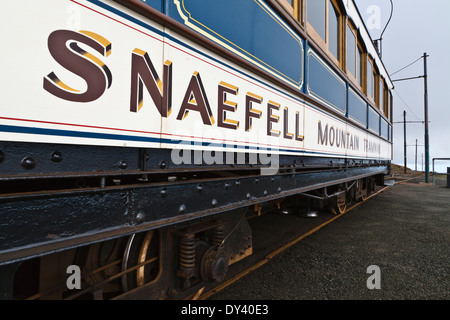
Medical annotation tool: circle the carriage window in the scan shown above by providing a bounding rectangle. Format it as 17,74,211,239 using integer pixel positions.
357,45,363,88
388,91,393,121
381,81,389,117
328,0,340,60
307,0,342,67
347,24,356,77
379,78,385,112
307,0,326,40
367,57,373,100
373,70,378,106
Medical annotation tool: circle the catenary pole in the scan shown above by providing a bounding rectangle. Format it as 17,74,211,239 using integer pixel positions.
423,53,430,182
415,139,418,172
404,110,407,173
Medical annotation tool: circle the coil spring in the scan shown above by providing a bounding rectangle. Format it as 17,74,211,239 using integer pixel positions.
211,225,225,246
178,234,195,270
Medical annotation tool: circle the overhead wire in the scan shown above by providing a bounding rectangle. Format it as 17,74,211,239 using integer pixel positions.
393,89,422,121
390,56,423,77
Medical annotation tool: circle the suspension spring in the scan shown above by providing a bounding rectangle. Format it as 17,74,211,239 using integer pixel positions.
178,233,195,272
211,225,225,247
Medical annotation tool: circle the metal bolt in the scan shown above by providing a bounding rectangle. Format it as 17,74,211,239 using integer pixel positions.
211,199,217,206
50,151,63,163
21,157,35,169
160,188,168,197
118,160,128,169
136,212,145,223
179,204,186,214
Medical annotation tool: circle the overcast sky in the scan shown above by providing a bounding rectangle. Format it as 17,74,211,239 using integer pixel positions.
355,0,450,172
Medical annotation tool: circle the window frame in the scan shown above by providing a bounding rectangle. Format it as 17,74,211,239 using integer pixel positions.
346,21,365,92
356,42,365,92
278,0,300,20
381,79,389,117
366,55,375,104
373,69,380,108
379,76,385,113
305,0,343,68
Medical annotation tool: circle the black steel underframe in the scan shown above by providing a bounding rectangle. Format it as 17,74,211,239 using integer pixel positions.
0,142,389,266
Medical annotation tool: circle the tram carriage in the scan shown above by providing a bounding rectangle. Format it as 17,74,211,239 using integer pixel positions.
0,0,393,299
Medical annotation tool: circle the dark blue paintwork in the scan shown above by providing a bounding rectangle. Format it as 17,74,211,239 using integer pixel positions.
139,0,164,12
368,106,380,135
348,87,367,127
380,118,389,140
307,48,346,114
165,0,304,89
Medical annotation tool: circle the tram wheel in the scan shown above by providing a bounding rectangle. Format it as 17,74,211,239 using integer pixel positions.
331,203,347,215
121,230,159,292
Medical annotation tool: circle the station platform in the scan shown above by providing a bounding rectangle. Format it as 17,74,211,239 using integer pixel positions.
210,172,449,300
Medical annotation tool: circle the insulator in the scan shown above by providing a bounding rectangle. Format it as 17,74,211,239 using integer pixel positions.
211,225,225,246
178,234,195,271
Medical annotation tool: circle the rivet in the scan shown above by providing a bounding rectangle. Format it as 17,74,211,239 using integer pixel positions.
136,212,145,223
179,204,186,214
50,151,63,163
277,187,282,193
160,161,167,169
197,184,203,192
118,160,128,169
21,157,35,170
211,199,217,206
246,193,251,199
161,188,168,197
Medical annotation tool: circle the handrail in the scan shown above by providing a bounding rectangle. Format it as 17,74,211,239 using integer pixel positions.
432,158,450,186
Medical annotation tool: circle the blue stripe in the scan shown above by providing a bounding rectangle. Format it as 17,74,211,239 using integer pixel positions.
86,0,166,37
0,124,161,144
2,124,373,158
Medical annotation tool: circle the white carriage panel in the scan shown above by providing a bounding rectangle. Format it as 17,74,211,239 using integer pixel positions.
0,0,164,148
345,124,368,159
160,29,306,157
365,134,382,159
303,106,348,159
379,139,392,160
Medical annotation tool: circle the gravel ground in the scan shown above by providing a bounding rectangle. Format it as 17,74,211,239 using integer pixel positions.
211,177,450,300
